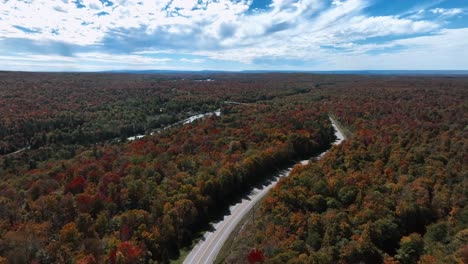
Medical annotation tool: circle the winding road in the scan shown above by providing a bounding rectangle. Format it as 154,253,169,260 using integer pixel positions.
183,117,346,264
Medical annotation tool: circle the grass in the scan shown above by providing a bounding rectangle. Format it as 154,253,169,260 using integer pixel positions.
329,114,352,139
169,231,205,264
170,247,190,264
214,202,263,264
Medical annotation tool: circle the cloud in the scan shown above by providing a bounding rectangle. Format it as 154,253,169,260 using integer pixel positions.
320,28,468,70
186,0,438,64
0,0,466,70
346,16,438,36
0,52,174,72
430,8,464,16
0,38,86,56
12,25,42,34
180,58,205,64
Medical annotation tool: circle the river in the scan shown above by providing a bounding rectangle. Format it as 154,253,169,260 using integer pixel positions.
126,109,221,141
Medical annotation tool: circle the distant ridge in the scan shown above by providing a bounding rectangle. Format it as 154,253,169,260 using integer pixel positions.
1,70,467,75
102,70,468,75
102,70,230,74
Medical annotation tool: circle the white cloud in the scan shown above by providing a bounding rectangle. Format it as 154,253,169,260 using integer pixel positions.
430,8,464,16
0,0,465,70
186,0,438,64
74,53,172,64
344,16,438,37
0,52,174,72
314,28,468,70
0,0,437,48
180,58,205,63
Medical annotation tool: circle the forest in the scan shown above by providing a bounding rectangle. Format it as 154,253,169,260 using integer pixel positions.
221,76,468,264
0,72,466,264
0,72,313,156
0,72,336,263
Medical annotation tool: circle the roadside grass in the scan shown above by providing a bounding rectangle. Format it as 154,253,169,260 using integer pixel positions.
170,247,190,264
170,231,205,264
214,202,262,264
329,114,352,139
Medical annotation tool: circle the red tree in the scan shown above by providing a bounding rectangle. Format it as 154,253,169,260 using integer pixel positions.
247,248,265,264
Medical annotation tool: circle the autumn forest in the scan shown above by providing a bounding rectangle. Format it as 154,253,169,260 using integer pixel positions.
0,72,466,264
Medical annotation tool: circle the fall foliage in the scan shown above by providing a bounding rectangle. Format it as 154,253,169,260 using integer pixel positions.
222,75,467,264
1,72,466,263
0,72,335,263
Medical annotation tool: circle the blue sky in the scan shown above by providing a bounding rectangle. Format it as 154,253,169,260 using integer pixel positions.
0,0,467,71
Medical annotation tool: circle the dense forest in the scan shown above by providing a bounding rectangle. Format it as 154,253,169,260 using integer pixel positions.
0,72,338,263
0,72,311,156
0,73,466,264
221,77,468,264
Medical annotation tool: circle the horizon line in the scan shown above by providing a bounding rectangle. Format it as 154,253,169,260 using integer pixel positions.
1,69,468,75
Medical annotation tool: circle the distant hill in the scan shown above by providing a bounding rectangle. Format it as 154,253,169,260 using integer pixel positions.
2,69,467,76
101,69,229,74
102,69,468,75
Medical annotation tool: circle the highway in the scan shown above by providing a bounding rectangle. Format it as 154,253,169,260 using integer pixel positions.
183,117,345,264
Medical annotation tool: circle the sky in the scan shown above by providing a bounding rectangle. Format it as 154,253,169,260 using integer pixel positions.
0,0,467,71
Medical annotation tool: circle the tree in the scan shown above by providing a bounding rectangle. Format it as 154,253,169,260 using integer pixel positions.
396,233,424,264
59,222,82,250
109,241,144,264
247,248,265,264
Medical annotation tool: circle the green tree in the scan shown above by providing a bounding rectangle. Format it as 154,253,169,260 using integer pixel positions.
396,233,424,264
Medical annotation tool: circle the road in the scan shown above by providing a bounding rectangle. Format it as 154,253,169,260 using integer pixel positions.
183,117,346,264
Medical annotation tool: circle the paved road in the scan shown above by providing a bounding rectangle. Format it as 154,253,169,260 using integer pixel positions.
183,117,346,264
